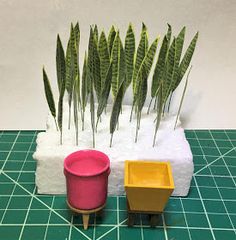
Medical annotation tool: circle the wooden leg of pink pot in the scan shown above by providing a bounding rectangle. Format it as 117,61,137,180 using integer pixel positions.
82,214,90,230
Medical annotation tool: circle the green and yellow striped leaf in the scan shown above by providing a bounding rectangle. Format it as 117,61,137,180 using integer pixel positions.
56,34,66,92
132,23,148,93
43,68,56,118
108,25,116,56
124,24,135,88
81,52,88,111
97,63,112,118
87,27,101,101
111,31,126,97
93,24,99,44
110,81,125,145
74,22,80,50
98,31,110,87
173,32,198,91
151,36,168,97
163,38,176,100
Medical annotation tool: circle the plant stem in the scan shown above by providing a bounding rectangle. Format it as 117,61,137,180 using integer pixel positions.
68,106,71,130
60,131,63,145
167,92,173,113
110,133,113,147
147,98,153,114
129,101,135,122
95,117,100,132
153,97,157,110
54,117,59,131
174,66,192,130
135,111,140,143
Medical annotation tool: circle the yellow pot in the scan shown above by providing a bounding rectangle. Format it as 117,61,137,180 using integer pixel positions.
124,160,175,212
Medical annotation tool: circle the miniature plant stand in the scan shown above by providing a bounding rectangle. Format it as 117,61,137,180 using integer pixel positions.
67,201,105,230
124,160,175,227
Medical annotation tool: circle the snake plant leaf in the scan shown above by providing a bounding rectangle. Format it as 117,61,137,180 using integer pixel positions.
57,67,66,144
135,37,159,98
43,68,56,118
132,23,148,93
168,27,186,95
87,27,101,101
111,31,126,97
66,23,74,93
108,25,116,56
137,66,148,111
151,36,168,98
175,26,186,65
110,81,125,146
81,52,88,111
97,63,112,119
153,81,164,147
56,34,66,92
124,23,135,89
93,24,99,44
173,32,198,91
163,38,176,101
166,23,172,42
98,31,110,88
74,22,80,50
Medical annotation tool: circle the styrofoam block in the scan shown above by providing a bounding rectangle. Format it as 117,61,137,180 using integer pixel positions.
33,104,193,196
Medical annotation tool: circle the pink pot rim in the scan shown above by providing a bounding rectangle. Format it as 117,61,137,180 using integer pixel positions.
64,149,110,177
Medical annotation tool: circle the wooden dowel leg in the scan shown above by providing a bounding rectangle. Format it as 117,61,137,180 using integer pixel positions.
82,214,90,230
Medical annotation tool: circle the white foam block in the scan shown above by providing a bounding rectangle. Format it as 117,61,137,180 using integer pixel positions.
33,104,193,196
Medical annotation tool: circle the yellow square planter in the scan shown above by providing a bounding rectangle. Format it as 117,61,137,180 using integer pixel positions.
124,160,175,212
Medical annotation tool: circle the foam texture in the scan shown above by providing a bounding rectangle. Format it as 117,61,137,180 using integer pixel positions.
33,104,193,196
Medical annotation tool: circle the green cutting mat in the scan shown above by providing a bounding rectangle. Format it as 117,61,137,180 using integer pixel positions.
0,130,236,240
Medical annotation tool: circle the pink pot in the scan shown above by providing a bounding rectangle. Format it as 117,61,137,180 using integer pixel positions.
64,150,110,210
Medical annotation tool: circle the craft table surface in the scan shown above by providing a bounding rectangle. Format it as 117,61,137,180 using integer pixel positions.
0,130,236,240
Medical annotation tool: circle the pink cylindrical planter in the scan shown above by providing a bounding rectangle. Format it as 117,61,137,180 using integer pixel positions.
64,150,110,210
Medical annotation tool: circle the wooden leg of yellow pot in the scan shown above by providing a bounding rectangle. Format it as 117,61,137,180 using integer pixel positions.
82,214,90,230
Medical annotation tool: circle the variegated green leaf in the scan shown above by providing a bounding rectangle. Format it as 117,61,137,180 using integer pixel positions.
151,36,168,97
175,26,186,65
163,38,176,100
56,34,66,92
74,22,80,50
132,23,148,93
57,67,66,143
166,23,172,42
137,66,148,111
111,31,126,97
87,27,101,101
108,25,116,56
168,27,186,95
110,81,125,146
97,63,112,119
135,37,159,98
98,31,110,88
173,32,198,91
93,24,99,43
81,52,88,111
124,24,135,88
43,68,56,118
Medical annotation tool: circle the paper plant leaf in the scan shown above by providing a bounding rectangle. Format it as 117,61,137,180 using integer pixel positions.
124,24,135,89
43,68,56,118
111,31,126,97
56,34,66,92
98,31,110,88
